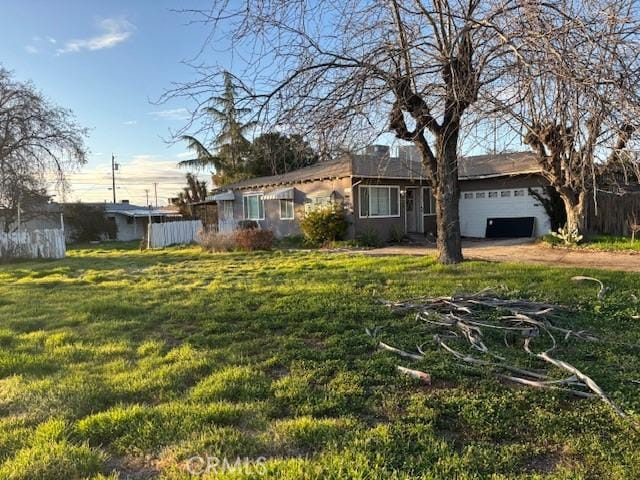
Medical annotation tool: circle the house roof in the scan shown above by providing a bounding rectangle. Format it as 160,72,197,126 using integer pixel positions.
220,157,352,190
219,150,541,191
102,203,181,218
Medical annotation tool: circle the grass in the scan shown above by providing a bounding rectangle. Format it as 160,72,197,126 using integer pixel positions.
582,235,640,252
543,233,640,252
0,244,639,478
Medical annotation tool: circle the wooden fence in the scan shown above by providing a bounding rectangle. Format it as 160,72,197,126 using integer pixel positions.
586,191,640,237
0,229,66,260
148,220,203,248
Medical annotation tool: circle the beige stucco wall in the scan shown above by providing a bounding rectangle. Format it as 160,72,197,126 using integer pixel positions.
226,173,550,242
231,177,355,239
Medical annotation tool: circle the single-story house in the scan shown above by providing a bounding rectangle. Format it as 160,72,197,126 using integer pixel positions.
101,202,182,241
206,145,552,241
1,201,182,242
0,202,65,233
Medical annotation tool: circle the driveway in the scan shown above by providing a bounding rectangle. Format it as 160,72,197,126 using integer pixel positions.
361,238,640,272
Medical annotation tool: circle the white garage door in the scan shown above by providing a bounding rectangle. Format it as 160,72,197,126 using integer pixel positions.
459,187,551,238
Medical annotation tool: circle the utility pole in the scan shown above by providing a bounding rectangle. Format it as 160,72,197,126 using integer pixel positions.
111,154,118,204
144,188,150,207
153,182,158,207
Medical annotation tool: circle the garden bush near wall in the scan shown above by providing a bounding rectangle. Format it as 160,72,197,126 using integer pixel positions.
197,228,274,252
235,228,274,251
299,204,348,246
197,230,236,252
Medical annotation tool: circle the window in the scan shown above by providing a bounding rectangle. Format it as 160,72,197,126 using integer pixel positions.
242,193,264,220
501,191,511,198
514,189,525,197
488,192,498,198
463,192,473,199
423,187,436,215
222,201,233,219
359,186,399,218
304,195,333,212
476,192,486,198
279,199,294,220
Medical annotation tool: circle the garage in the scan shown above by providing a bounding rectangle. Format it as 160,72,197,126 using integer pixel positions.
459,187,551,238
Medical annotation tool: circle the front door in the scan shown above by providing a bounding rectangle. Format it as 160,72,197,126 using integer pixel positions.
406,188,421,233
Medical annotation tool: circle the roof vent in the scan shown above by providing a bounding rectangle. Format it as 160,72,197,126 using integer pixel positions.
365,145,390,157
121,200,129,204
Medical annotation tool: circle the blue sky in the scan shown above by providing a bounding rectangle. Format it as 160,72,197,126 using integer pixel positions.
2,1,522,205
1,0,223,205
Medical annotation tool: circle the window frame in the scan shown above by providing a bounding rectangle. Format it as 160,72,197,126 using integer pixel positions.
279,198,295,220
422,187,436,216
242,193,265,221
222,200,234,219
359,185,401,219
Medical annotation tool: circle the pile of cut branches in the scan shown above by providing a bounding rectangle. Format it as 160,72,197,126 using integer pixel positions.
369,285,633,420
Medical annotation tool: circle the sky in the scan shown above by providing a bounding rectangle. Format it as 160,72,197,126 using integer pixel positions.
0,0,226,205
1,1,523,206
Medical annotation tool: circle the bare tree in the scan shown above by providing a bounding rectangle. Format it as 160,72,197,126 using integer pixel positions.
485,0,640,236
0,67,88,232
166,0,518,264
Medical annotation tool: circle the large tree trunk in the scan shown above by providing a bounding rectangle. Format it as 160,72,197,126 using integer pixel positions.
560,189,587,235
433,130,463,264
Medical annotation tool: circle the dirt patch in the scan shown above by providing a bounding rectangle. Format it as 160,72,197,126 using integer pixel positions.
104,455,160,479
360,240,640,272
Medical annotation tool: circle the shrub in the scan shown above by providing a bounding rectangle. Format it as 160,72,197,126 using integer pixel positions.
300,204,348,245
197,230,235,252
388,225,406,243
238,220,259,230
198,228,274,252
550,225,583,245
234,228,274,251
356,228,383,248
64,203,117,242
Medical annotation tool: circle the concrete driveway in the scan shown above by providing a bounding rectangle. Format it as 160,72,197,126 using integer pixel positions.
361,238,640,272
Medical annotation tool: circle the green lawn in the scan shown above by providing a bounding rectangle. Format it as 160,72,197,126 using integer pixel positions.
544,234,640,252
1,245,639,479
582,235,640,252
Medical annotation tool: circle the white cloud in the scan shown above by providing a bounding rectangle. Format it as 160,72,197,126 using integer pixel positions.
177,151,193,160
47,37,57,44
148,108,191,121
57,18,134,55
123,120,137,125
25,45,39,54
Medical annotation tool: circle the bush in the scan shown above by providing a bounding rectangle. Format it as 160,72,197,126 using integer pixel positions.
234,228,274,251
197,230,236,252
356,228,383,248
388,225,406,244
198,228,274,252
300,204,348,245
238,220,259,230
64,203,117,242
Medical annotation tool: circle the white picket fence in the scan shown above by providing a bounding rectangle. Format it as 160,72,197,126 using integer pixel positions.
0,229,66,260
148,220,203,248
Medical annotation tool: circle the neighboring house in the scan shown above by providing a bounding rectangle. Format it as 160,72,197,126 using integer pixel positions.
0,203,64,233
205,145,552,241
101,202,182,241
1,201,182,242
